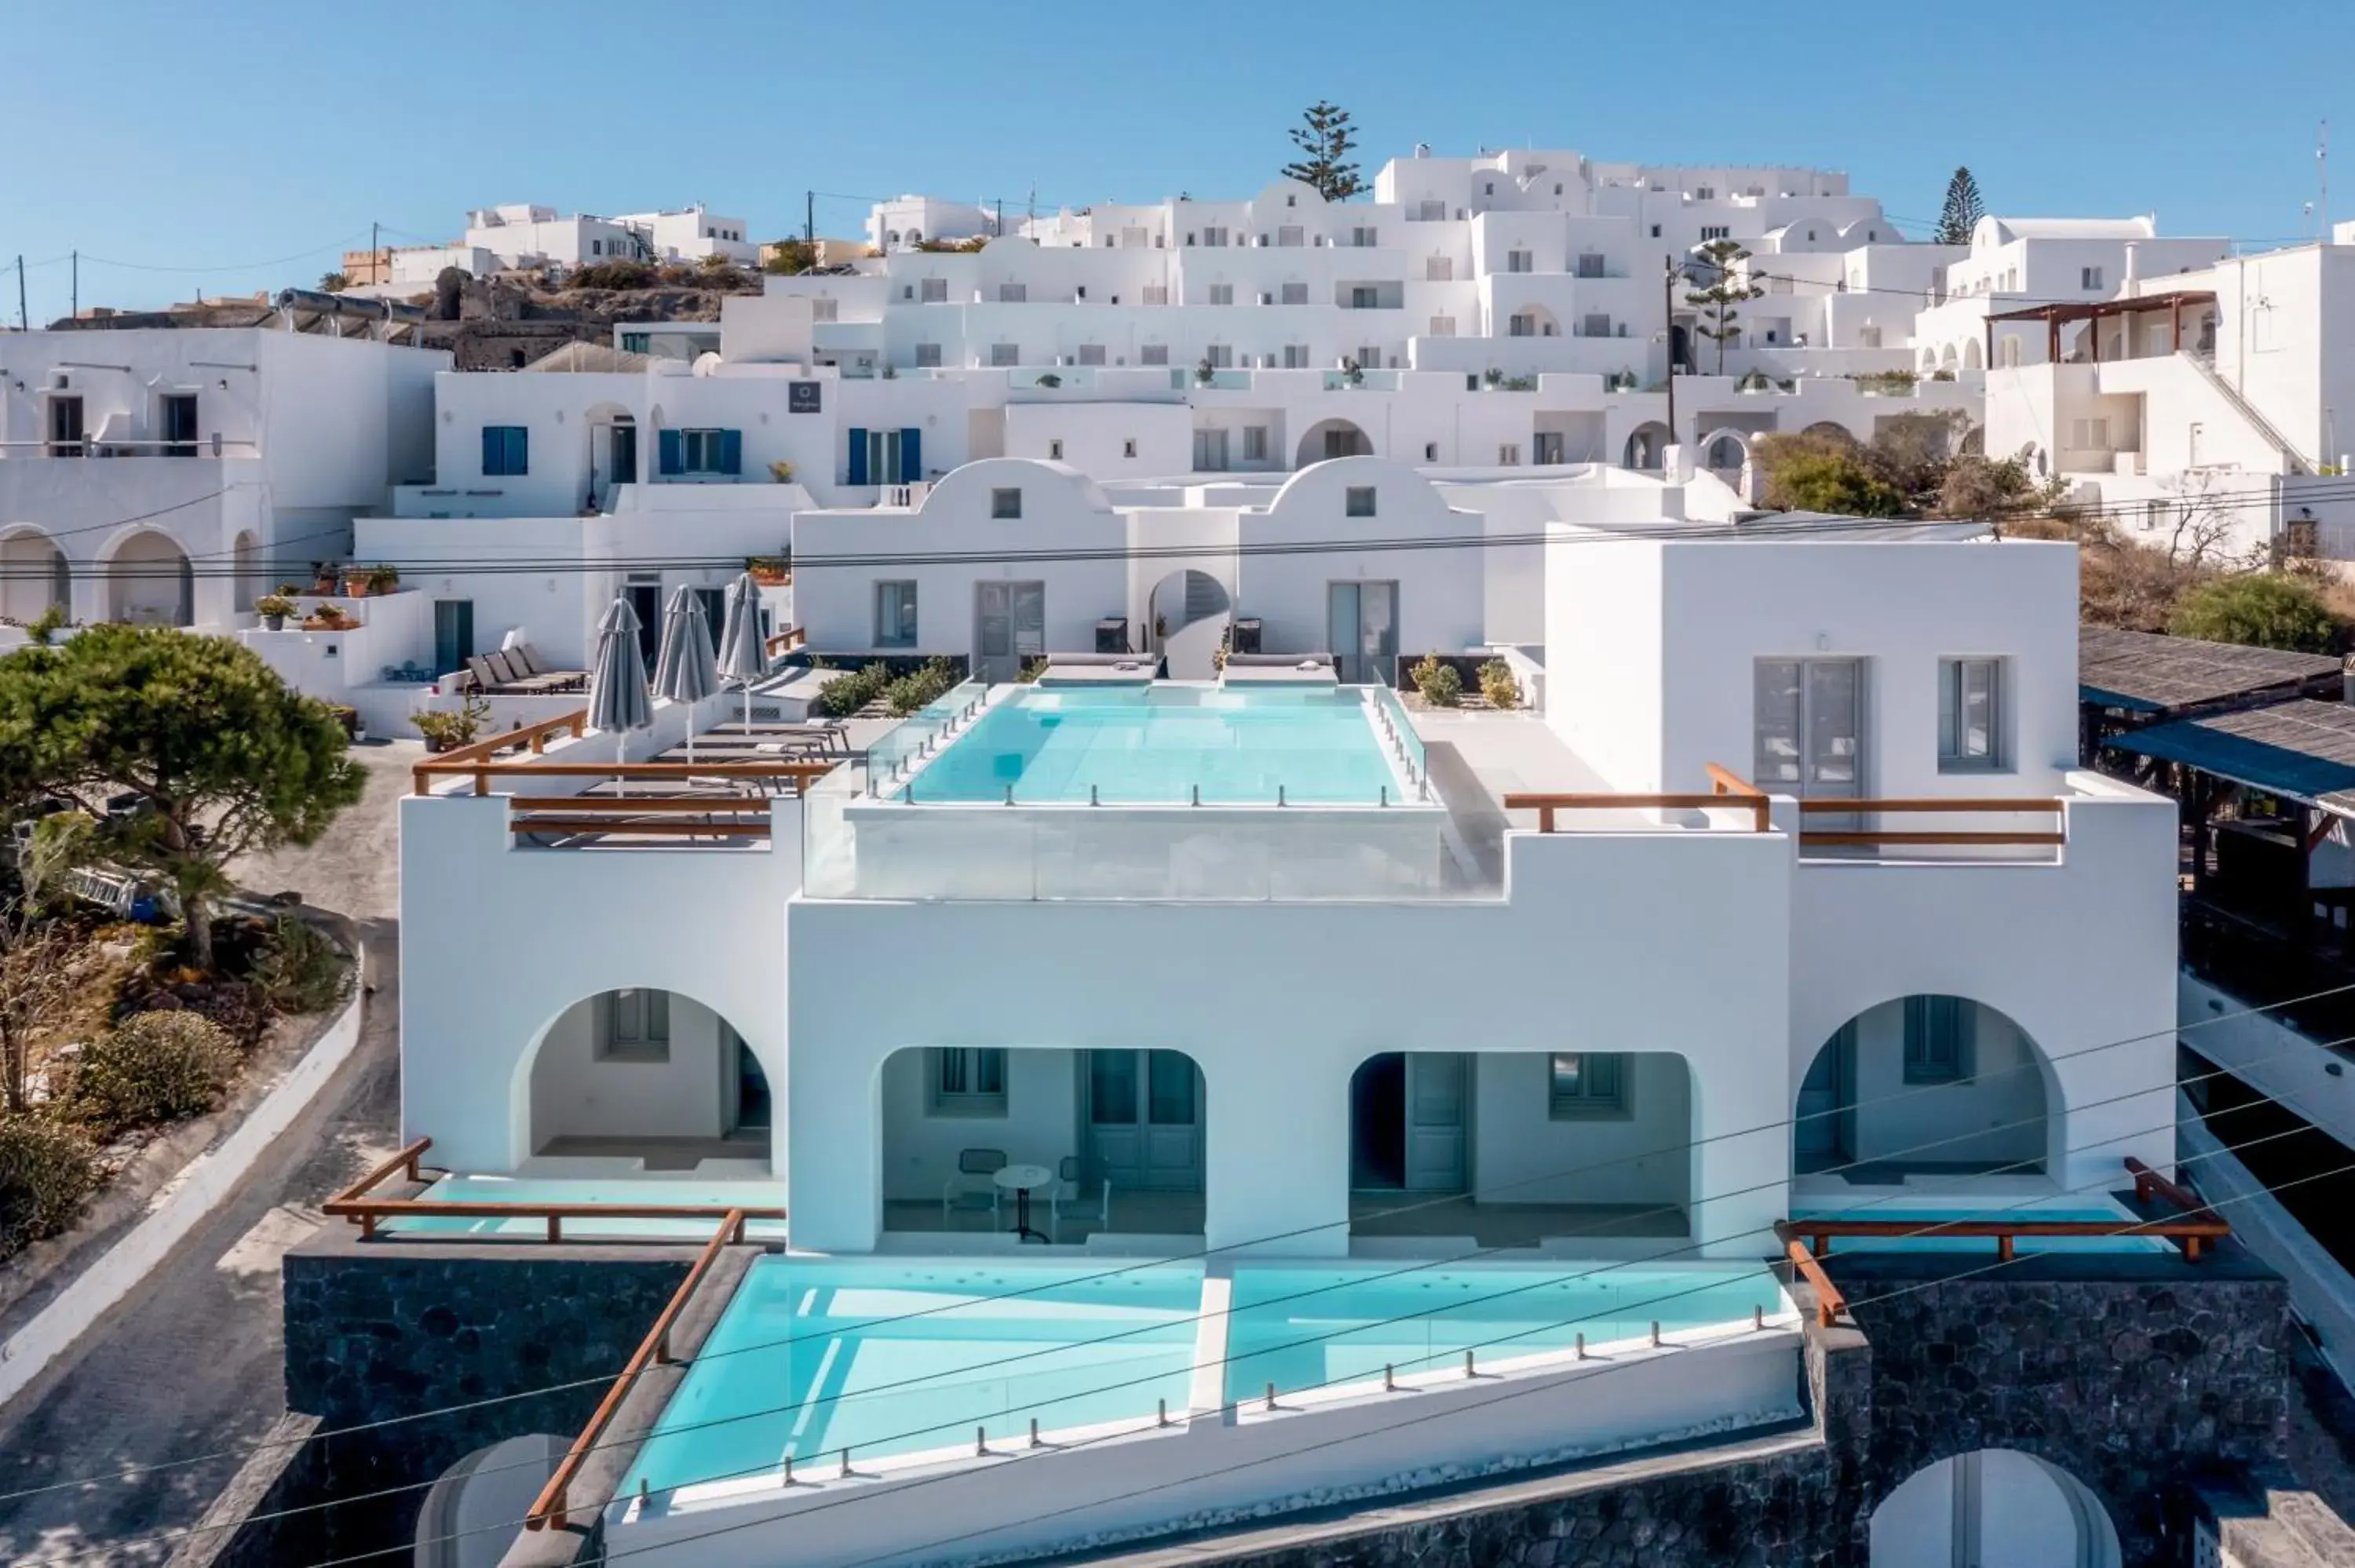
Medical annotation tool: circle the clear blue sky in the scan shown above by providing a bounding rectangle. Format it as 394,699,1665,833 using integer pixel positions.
2,0,2346,323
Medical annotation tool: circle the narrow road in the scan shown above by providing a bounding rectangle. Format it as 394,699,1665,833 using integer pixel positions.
0,743,414,1565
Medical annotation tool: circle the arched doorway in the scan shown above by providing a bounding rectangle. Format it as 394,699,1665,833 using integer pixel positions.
1794,997,2054,1177
104,529,192,626
1700,428,1751,472
1623,422,1670,471
1145,567,1231,678
1871,1449,2120,1567
1962,337,1984,371
1802,421,1857,443
1295,418,1372,469
0,527,69,623
521,987,771,1169
231,530,261,614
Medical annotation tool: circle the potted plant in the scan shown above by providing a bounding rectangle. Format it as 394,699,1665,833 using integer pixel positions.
1194,357,1215,386
413,694,490,753
1343,357,1365,388
310,562,341,595
747,554,790,585
343,566,371,596
302,606,358,632
768,459,796,483
1035,372,1062,389
365,563,400,595
254,593,295,631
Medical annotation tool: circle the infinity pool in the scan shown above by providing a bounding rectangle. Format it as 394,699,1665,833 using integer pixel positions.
1221,1264,1790,1403
623,1260,1204,1495
1788,1203,2171,1255
905,687,1408,805
385,1176,791,1241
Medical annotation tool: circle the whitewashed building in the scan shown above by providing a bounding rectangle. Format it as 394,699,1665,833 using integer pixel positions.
382,202,758,286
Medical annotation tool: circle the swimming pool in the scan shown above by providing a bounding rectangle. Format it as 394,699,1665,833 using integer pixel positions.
1221,1263,1790,1403
1787,1202,2172,1255
903,686,1409,805
385,1176,790,1241
623,1259,1204,1496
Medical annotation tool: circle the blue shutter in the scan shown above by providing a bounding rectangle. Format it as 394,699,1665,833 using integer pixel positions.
509,427,527,476
658,429,683,476
847,427,870,486
718,428,742,476
900,428,921,483
480,426,499,476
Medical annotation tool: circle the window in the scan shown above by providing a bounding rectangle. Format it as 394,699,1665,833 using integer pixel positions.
596,989,670,1063
811,297,838,323
1506,249,1533,274
996,283,1027,303
1549,1052,1629,1118
1358,345,1382,372
1123,438,1138,458
914,342,943,368
1141,344,1170,366
919,277,947,303
1349,286,1378,309
2068,418,2112,450
159,392,199,457
1424,442,1440,461
1278,225,1304,247
1351,225,1378,247
1076,343,1107,366
1535,432,1565,465
1429,315,1456,336
1281,281,1309,304
1510,313,1536,337
929,1047,1007,1115
1499,443,1522,465
1046,438,1064,461
1649,223,1662,239
1694,185,1715,200
1205,344,1232,368
1208,283,1234,305
1582,313,1612,338
1345,485,1376,517
481,425,528,476
1283,344,1311,369
1576,252,1605,279
1902,997,1974,1084
1426,256,1454,282
1243,425,1269,461
1937,658,2004,771
680,428,733,474
1700,225,1730,242
989,343,1020,367
1199,225,1228,247
991,487,1022,519
2080,265,2104,291
1415,199,1446,221
874,581,918,647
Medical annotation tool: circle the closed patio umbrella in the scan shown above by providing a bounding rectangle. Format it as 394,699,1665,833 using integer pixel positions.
714,571,768,732
587,594,653,792
653,585,718,763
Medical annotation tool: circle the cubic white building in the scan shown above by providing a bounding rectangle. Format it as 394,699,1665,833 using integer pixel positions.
382,202,758,286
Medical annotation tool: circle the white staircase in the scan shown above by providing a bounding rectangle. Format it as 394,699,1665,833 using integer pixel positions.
2179,352,2313,474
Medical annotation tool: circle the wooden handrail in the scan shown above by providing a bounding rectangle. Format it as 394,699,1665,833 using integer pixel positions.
765,624,807,658
1795,797,2065,814
1772,1223,1850,1328
473,761,834,780
512,818,774,841
327,1137,433,1207
411,709,591,794
1790,1216,2229,1264
2126,1155,2211,1216
1503,791,1772,834
1706,763,1763,798
323,1195,786,1242
1796,796,2068,852
507,795,778,813
528,1209,750,1533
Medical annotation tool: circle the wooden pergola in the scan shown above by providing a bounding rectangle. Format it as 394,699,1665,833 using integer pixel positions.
1985,290,2218,366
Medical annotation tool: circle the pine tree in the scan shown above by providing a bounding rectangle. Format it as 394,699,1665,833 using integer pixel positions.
1934,167,1984,246
1280,102,1365,202
1685,239,1765,376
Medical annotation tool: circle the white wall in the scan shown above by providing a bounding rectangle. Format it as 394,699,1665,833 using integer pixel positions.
1470,1052,1692,1209
528,993,736,1147
879,1048,1083,1204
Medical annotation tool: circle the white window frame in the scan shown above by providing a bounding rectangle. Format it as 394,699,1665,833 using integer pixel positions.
919,277,947,303
928,1047,1008,1116
681,428,728,475
874,580,918,648
1208,283,1234,306
1243,425,1269,461
913,342,943,368
1345,486,1376,517
2080,265,2105,291
596,989,670,1063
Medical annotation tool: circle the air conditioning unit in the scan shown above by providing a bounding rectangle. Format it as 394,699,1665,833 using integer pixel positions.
1258,292,1273,305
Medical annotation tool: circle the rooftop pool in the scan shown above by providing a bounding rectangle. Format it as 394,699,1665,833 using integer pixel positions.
624,1259,1203,1495
902,686,1416,806
386,1175,790,1241
1789,1199,2172,1255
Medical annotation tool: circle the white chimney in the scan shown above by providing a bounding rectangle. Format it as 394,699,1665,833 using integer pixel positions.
2123,242,2140,297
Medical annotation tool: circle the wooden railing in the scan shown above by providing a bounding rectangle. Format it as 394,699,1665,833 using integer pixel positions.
411,709,591,794
321,1139,786,1243
327,1136,433,1213
528,1210,750,1533
2126,1155,2213,1217
1796,797,2065,851
765,624,807,659
1773,1223,1851,1328
509,792,784,843
1505,786,1771,835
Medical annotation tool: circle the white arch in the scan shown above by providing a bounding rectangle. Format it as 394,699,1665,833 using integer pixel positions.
513,986,772,1169
231,530,261,614
1794,994,2064,1177
1963,337,1984,370
1622,421,1670,471
1294,418,1373,469
1697,427,1751,472
0,525,69,623
101,528,192,627
1871,1449,2120,1568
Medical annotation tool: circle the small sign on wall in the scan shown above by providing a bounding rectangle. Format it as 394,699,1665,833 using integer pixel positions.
789,382,822,414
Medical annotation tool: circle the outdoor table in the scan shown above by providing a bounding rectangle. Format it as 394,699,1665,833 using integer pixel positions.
993,1163,1053,1243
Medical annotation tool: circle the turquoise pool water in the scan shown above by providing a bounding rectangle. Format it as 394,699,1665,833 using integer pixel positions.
1788,1205,2171,1255
1221,1264,1787,1403
385,1176,790,1241
905,687,1405,805
623,1259,1203,1495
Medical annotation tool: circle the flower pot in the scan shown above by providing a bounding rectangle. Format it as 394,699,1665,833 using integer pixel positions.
345,576,369,597
261,614,285,631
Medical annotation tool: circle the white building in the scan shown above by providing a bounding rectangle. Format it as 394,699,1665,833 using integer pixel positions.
384,202,758,285
0,326,444,636
391,461,2178,1563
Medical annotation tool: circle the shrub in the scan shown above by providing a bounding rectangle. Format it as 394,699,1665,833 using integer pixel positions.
811,662,895,718
1478,659,1521,709
250,917,352,1016
885,656,961,716
2168,573,2342,653
1017,656,1051,684
0,1118,97,1259
70,1012,240,1136
568,261,656,290
1411,654,1462,707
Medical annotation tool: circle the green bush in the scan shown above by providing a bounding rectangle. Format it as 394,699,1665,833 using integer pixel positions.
71,1012,240,1136
568,261,657,290
1478,659,1521,709
251,917,352,1016
2168,573,2341,654
885,657,961,716
1411,654,1462,707
811,662,895,718
0,1118,97,1260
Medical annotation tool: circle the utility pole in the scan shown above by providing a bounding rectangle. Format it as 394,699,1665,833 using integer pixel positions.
70,250,76,319
2321,120,2332,241
805,190,814,248
1663,254,1678,454
15,255,24,332
995,198,1003,239
371,220,379,282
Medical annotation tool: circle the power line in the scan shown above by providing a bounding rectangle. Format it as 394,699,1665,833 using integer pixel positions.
9,978,2343,1547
